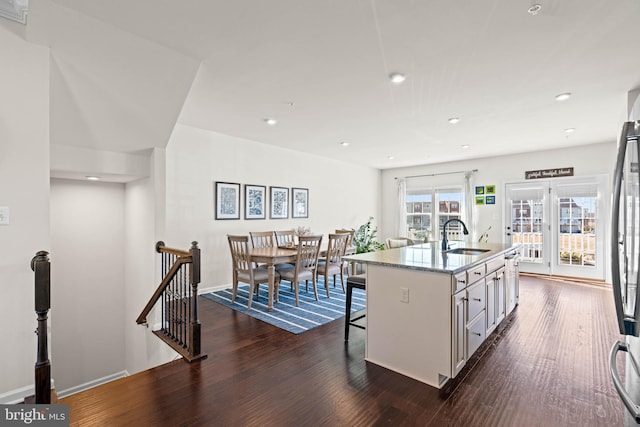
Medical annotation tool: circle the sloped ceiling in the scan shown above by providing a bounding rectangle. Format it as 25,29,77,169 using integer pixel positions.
24,0,640,170
27,0,200,154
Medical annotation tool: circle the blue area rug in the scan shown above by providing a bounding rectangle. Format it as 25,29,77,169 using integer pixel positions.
203,278,366,334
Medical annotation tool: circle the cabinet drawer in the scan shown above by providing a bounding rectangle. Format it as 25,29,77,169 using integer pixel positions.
486,256,505,274
453,271,467,293
467,280,485,321
467,312,486,358
467,263,485,285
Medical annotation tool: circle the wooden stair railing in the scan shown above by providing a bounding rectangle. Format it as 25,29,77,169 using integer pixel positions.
136,241,207,362
31,250,51,404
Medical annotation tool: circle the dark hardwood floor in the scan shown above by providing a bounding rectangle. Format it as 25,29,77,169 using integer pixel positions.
62,275,626,426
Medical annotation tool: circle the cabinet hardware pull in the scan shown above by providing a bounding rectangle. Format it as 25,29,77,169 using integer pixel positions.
462,297,468,301
472,298,481,302
457,280,466,284
472,332,481,336
474,271,482,275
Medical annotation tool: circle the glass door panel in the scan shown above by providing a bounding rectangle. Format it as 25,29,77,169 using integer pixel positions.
552,177,606,280
505,182,550,274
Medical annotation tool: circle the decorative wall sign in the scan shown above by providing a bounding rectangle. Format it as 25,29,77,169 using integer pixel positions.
475,186,485,195
244,184,266,220
291,187,309,218
475,196,485,205
215,181,240,220
486,195,496,205
485,185,495,195
525,167,574,180
270,186,289,219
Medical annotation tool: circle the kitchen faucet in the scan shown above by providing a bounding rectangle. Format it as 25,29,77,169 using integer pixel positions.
441,219,469,251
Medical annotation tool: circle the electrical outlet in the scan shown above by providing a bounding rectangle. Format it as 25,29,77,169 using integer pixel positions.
400,287,409,303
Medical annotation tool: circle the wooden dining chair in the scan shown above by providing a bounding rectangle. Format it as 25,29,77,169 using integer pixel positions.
277,235,323,306
317,233,349,296
335,228,355,247
274,230,296,248
227,234,279,309
336,228,356,275
250,231,275,249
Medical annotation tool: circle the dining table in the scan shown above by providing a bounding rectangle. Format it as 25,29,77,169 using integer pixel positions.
248,243,356,311
249,246,298,311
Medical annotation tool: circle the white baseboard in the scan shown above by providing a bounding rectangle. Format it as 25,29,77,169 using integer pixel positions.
0,384,35,404
56,371,128,399
198,283,230,295
0,380,57,404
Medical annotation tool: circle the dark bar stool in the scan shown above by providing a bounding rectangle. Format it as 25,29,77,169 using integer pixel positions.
345,274,366,341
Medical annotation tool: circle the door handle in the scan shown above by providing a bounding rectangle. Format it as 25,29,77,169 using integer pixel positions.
610,341,640,423
611,124,631,336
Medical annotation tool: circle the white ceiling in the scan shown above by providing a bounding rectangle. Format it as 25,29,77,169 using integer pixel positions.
24,0,640,170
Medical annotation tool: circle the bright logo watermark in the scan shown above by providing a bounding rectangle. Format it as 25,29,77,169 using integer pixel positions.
1,405,68,426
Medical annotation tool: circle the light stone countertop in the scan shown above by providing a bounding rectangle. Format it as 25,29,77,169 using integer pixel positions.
343,241,519,275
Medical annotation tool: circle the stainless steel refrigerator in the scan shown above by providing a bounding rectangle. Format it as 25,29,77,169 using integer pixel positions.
610,120,640,425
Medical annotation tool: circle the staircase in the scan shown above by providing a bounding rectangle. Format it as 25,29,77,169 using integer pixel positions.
137,241,207,362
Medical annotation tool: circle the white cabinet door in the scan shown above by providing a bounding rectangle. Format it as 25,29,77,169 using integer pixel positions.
486,277,496,335
496,267,506,324
452,290,467,377
467,311,486,358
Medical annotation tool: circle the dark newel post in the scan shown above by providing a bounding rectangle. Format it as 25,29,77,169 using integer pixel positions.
31,250,51,404
189,241,201,356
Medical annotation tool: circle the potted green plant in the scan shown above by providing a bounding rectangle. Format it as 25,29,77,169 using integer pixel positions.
353,216,385,254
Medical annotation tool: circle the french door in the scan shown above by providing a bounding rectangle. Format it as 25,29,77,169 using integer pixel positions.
505,176,607,280
505,182,550,275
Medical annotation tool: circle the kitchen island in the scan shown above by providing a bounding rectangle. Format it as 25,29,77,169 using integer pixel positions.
343,241,519,388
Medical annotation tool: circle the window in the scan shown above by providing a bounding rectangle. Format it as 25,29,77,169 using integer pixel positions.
406,187,464,241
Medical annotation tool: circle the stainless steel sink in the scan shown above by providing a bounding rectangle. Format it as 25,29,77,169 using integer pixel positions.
446,248,490,255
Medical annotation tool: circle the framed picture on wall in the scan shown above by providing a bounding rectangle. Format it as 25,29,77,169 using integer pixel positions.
270,186,289,219
244,184,266,220
292,187,309,218
215,181,240,220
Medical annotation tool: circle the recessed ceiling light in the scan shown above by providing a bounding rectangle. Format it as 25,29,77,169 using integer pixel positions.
527,4,542,15
264,118,277,126
448,117,460,124
389,73,406,84
388,156,395,160
340,141,350,147
85,176,100,181
564,128,576,133
555,93,571,101
461,144,470,149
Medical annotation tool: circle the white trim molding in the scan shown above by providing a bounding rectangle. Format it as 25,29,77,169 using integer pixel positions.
56,371,128,399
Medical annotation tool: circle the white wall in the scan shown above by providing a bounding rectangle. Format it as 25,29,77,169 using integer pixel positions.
0,24,50,401
50,179,126,393
165,124,381,290
123,148,176,377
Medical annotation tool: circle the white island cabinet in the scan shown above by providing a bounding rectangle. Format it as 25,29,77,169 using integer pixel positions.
344,241,519,389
